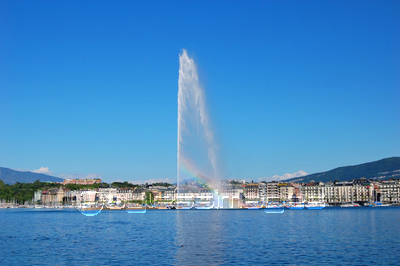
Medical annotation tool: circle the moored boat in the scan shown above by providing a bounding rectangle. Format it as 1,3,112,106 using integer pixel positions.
196,206,211,210
340,203,360,207
289,203,305,209
126,207,146,214
305,202,325,209
264,208,284,213
374,202,391,207
264,205,284,213
77,205,103,216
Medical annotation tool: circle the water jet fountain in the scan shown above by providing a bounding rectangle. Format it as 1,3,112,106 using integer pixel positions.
177,50,220,207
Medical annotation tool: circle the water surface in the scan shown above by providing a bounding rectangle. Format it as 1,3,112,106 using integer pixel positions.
1,207,399,265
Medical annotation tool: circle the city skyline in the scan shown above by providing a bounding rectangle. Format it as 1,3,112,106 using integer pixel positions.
1,1,399,183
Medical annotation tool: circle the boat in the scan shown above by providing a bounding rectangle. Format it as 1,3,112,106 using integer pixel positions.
77,205,103,216
102,206,123,210
264,205,284,213
196,206,211,210
374,202,391,207
264,208,284,213
126,207,146,214
289,203,305,209
365,201,376,207
124,204,147,213
305,202,325,209
340,203,360,207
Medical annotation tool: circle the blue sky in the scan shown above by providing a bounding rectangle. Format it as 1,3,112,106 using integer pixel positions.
1,1,399,183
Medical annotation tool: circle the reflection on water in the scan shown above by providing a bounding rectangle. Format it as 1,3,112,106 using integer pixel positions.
176,210,227,265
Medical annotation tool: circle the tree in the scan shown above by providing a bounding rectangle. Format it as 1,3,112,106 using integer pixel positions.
33,179,41,189
145,191,153,205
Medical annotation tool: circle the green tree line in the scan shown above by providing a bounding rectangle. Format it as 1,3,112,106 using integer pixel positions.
0,179,110,204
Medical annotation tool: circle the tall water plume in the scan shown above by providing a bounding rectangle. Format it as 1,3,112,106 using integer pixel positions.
177,50,219,201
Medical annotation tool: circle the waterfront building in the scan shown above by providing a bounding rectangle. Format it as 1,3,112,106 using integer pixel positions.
266,181,280,202
321,182,334,203
24,178,400,207
380,180,399,203
41,190,50,204
160,186,176,202
78,189,97,204
133,187,146,202
352,178,375,202
244,183,259,203
150,186,173,202
177,186,214,206
258,182,266,203
220,183,243,208
41,188,65,205
279,183,294,202
302,181,324,202
34,190,42,203
291,183,303,202
334,181,355,202
116,187,135,202
97,185,118,203
149,186,177,203
64,189,80,205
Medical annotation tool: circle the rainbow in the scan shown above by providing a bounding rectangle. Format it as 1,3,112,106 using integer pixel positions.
178,156,212,185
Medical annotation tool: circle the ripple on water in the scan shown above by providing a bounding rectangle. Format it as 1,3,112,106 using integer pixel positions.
1,208,400,265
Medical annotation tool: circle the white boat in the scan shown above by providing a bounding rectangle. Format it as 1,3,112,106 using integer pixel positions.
264,205,284,213
305,202,325,209
126,208,146,213
289,203,305,209
264,208,284,213
340,203,360,207
77,205,103,216
264,203,281,208
196,206,211,210
374,202,391,207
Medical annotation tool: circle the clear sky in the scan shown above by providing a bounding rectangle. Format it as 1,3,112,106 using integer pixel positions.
1,1,399,183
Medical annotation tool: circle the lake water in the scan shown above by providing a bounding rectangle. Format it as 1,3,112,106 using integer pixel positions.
1,207,399,265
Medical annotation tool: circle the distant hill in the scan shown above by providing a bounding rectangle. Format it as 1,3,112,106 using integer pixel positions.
0,167,64,185
285,157,400,183
175,174,212,185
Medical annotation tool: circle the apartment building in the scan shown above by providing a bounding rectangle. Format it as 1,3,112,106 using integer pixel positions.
380,180,400,203
279,183,294,202
244,183,259,202
266,181,280,202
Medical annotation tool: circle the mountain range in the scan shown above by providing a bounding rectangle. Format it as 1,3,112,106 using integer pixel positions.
0,167,64,185
1,157,399,185
284,157,400,183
